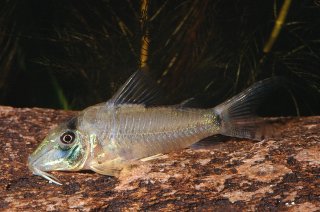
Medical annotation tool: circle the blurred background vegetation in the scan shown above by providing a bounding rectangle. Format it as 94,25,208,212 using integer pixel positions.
0,0,319,116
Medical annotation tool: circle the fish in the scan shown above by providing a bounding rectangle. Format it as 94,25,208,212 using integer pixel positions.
28,70,281,185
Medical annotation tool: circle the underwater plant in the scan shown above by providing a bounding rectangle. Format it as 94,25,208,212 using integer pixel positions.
0,0,319,115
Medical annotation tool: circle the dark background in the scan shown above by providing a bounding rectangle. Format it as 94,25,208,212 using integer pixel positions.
0,0,319,116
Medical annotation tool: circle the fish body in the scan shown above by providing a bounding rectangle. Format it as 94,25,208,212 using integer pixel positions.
28,71,280,185
80,104,218,167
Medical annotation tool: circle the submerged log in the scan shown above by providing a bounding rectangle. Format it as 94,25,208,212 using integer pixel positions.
0,106,319,211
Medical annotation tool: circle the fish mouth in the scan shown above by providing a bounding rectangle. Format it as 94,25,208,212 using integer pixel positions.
28,156,62,185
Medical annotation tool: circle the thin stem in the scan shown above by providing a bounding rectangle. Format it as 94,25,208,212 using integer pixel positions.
140,0,149,70
263,0,292,53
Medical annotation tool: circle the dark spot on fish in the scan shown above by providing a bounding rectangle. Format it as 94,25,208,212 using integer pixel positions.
215,114,222,127
66,117,78,130
67,145,80,162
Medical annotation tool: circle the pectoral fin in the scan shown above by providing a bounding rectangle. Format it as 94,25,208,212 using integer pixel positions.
89,158,125,177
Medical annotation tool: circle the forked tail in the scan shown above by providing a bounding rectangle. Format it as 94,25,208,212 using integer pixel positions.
213,78,283,140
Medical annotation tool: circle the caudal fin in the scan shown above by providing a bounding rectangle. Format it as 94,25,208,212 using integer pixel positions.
213,78,283,141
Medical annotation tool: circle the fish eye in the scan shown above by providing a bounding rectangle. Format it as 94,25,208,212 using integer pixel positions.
60,131,76,145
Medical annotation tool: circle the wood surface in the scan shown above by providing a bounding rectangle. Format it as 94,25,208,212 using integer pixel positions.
0,106,319,211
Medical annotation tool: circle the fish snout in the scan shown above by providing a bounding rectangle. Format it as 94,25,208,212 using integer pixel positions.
28,154,62,185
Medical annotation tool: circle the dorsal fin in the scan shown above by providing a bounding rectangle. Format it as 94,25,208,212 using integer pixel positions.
107,70,163,106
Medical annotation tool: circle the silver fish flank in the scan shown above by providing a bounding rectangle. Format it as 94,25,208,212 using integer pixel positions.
28,71,279,185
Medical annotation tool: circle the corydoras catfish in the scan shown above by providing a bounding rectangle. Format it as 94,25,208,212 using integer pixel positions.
28,71,280,185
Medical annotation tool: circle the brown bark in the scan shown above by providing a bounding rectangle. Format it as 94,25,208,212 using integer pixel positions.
0,106,319,211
